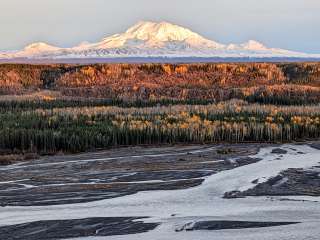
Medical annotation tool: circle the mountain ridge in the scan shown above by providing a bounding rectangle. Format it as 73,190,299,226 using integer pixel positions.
1,21,320,59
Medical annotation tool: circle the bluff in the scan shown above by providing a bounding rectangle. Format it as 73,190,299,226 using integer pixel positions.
0,63,319,103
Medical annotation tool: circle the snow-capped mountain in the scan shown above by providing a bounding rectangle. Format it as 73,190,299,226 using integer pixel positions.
1,21,319,59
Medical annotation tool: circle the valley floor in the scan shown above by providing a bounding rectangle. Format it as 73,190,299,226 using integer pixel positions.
0,143,320,239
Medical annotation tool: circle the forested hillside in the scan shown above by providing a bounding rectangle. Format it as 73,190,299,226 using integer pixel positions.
0,63,320,103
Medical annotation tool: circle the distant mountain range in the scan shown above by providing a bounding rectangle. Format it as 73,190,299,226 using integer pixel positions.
1,21,320,61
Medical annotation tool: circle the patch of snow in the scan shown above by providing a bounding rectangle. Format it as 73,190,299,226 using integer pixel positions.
273,177,289,187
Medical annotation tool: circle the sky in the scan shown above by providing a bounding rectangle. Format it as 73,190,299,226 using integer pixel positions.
1,0,319,53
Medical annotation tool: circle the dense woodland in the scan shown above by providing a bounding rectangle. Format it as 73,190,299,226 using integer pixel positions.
0,99,319,154
0,63,319,155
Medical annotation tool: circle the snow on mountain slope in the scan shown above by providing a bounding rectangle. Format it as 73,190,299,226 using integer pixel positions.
0,21,319,59
0,42,63,59
24,42,61,54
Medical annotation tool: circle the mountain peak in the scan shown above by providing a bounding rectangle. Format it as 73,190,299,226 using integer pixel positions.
124,21,203,42
24,42,60,53
95,21,224,49
241,40,267,51
1,21,317,59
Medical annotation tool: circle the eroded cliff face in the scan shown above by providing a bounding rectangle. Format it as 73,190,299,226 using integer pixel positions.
0,63,319,101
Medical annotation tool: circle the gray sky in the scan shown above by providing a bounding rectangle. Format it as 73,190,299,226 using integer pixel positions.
1,0,319,53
